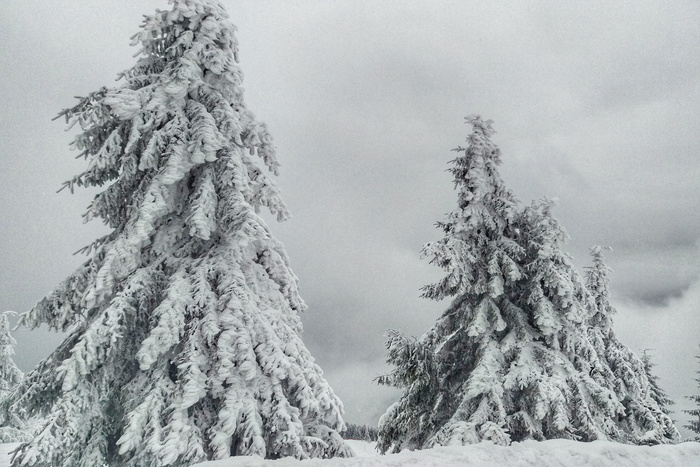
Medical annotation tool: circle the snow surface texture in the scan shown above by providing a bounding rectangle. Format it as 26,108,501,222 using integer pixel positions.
190,440,700,467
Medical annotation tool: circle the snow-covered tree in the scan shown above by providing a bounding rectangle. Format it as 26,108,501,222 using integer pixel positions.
585,246,615,337
340,424,379,442
641,350,674,416
684,346,700,441
0,1,350,465
378,117,612,452
0,312,29,443
376,115,523,452
0,313,22,399
585,247,678,444
376,116,678,454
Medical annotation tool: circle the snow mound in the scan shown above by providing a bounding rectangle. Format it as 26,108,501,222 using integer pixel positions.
192,440,700,467
0,444,20,467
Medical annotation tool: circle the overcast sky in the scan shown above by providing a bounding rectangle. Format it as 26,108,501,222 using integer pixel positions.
1,0,699,437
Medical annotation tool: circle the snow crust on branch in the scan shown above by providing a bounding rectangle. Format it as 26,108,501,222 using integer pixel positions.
0,313,30,444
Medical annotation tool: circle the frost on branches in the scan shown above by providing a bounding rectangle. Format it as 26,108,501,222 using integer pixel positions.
0,313,22,399
684,346,700,441
0,312,29,443
376,116,679,454
585,248,677,444
0,1,350,465
640,350,674,416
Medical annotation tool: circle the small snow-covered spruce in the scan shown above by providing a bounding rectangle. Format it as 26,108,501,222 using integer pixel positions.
684,346,700,441
377,116,524,453
641,350,674,416
340,424,379,442
585,247,678,445
0,1,350,465
0,312,30,443
0,313,22,399
376,116,678,454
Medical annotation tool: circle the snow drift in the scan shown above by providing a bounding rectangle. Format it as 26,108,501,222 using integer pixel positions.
191,440,700,467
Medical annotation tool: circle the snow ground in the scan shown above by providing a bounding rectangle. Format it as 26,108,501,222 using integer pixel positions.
0,444,19,467
193,440,700,467
0,440,698,466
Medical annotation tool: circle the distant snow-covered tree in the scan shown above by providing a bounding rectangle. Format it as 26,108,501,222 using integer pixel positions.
0,313,22,399
376,116,679,454
684,346,700,441
340,423,379,442
0,1,350,465
585,246,615,337
641,350,674,416
0,312,29,443
585,247,678,445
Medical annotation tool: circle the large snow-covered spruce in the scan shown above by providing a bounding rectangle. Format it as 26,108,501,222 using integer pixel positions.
376,116,678,453
0,1,350,465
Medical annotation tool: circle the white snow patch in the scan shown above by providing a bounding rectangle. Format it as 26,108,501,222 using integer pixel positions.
343,440,378,458
0,444,20,467
192,440,700,467
1,440,697,466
